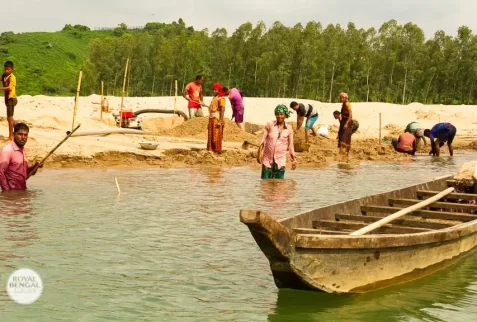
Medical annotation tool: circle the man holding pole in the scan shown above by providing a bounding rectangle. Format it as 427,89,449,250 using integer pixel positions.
183,75,206,119
0,123,42,191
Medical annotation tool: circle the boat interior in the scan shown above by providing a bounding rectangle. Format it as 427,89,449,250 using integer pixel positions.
284,178,477,236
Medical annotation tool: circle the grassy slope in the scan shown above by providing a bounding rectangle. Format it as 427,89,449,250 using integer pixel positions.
0,30,111,95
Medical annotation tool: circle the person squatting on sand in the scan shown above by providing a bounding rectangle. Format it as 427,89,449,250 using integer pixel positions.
0,123,42,191
392,132,417,155
223,87,244,131
258,104,297,179
424,122,457,157
206,83,226,154
337,92,354,160
289,101,319,143
1,61,17,141
183,75,206,118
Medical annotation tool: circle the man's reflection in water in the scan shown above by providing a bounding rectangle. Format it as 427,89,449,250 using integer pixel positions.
258,179,297,217
0,190,38,262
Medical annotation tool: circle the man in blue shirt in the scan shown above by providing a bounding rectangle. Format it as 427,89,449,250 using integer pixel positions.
423,123,456,156
290,101,319,143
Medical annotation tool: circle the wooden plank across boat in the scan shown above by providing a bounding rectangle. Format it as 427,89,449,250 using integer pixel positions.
240,162,477,294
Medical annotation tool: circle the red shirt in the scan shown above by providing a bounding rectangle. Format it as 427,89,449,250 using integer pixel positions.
397,132,416,153
0,142,29,191
185,82,202,108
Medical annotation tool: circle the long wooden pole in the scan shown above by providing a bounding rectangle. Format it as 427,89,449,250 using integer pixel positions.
379,112,382,144
100,81,104,120
174,79,178,115
72,71,82,131
350,187,455,236
120,57,130,125
27,124,82,180
126,58,132,97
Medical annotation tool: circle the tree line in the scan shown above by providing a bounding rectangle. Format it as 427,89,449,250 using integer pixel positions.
81,19,477,104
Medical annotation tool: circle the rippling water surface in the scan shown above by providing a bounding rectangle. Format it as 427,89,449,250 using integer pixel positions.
2,155,477,321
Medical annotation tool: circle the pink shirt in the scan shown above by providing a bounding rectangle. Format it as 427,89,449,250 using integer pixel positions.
0,142,29,191
260,121,296,169
229,88,244,110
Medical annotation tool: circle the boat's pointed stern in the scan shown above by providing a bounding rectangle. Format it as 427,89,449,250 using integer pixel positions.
240,209,313,290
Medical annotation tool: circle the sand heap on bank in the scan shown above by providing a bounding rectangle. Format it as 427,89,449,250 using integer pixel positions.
160,117,258,142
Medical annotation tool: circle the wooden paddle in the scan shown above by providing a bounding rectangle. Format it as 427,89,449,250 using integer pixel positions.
27,124,81,180
350,187,455,235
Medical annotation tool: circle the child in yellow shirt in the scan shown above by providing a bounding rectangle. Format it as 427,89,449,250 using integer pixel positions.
1,61,17,141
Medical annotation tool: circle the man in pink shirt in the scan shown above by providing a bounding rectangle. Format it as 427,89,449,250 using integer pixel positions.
0,123,42,191
392,132,416,155
183,75,206,119
258,104,297,179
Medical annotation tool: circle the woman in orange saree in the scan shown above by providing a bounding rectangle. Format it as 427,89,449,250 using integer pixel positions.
207,83,226,153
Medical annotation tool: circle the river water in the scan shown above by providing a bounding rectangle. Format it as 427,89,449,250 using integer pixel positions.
2,155,477,321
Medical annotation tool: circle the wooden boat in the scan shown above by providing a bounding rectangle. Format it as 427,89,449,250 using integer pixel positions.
240,162,477,294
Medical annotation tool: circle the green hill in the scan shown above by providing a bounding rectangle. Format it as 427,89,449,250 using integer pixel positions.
0,27,111,95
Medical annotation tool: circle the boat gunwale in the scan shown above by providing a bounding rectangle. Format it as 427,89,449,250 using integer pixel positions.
294,218,477,249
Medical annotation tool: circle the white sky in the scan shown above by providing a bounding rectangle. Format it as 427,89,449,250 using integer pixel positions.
3,0,474,38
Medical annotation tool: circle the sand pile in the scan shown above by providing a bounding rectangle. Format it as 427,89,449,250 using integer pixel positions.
384,124,403,136
415,110,439,120
292,133,409,162
162,117,258,142
141,116,185,133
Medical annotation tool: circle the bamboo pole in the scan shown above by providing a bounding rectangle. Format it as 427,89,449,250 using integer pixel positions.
120,57,130,126
27,124,81,180
379,112,382,144
100,81,104,120
350,187,455,236
174,79,178,116
126,58,132,97
71,71,82,131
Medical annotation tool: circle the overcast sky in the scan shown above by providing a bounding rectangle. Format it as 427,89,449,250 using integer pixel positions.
3,0,474,38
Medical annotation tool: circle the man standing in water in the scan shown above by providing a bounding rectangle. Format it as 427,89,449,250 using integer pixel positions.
258,105,297,179
424,122,456,157
183,75,206,119
289,101,319,143
0,123,42,191
337,92,353,160
223,87,245,131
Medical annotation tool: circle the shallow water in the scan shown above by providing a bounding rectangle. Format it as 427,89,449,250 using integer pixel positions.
1,155,477,321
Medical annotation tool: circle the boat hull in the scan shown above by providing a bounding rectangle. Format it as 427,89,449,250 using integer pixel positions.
241,173,477,294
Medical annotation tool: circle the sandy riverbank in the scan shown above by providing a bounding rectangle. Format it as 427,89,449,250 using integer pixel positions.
0,95,476,170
